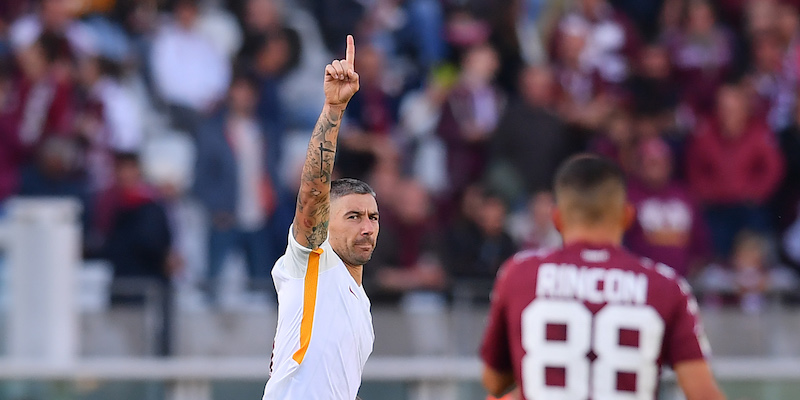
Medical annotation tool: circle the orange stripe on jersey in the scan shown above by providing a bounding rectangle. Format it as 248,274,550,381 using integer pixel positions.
292,248,323,364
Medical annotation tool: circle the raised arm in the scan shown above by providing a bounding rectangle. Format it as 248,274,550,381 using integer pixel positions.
293,35,360,249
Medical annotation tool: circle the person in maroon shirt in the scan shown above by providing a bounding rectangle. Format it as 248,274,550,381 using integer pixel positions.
686,84,785,257
626,137,711,277
480,155,725,400
0,33,75,201
664,0,734,119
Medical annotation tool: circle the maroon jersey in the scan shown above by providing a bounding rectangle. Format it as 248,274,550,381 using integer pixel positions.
480,242,709,400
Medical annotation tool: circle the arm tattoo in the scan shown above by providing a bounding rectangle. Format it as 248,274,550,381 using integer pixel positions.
319,142,334,176
293,107,344,249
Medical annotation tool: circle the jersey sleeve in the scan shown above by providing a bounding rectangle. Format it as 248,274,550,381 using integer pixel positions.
479,262,514,372
663,279,710,366
280,225,331,279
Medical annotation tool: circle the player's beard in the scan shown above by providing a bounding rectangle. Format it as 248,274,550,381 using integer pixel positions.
345,237,375,266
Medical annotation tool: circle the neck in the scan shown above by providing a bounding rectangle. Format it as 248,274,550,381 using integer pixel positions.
344,263,363,286
560,225,624,247
645,179,668,191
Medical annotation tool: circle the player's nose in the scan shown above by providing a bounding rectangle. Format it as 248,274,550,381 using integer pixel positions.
359,220,376,236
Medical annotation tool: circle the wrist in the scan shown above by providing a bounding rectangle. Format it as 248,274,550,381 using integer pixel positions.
324,102,348,113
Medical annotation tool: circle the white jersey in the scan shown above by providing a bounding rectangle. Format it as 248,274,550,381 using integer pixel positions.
263,226,374,400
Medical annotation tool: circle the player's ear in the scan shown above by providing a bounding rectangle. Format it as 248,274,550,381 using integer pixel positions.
622,202,636,231
552,207,563,233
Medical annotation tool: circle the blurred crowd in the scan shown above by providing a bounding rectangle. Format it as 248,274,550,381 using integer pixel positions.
1,0,800,314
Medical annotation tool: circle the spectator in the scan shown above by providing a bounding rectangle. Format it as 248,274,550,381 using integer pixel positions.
0,33,75,202
437,43,502,201
193,73,278,303
490,65,572,203
485,0,530,93
149,0,230,123
772,3,800,132
367,179,446,303
98,152,172,276
686,84,785,257
590,110,637,173
397,66,455,196
552,17,613,132
443,183,485,250
269,1,332,132
8,0,95,56
99,152,173,355
76,55,144,192
665,0,734,119
444,190,516,302
745,30,785,129
553,0,641,85
507,190,562,252
731,231,771,313
361,0,446,78
250,30,292,181
235,0,285,61
625,44,679,117
626,137,711,277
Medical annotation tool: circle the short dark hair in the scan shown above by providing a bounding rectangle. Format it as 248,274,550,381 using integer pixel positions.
330,178,376,201
554,154,626,224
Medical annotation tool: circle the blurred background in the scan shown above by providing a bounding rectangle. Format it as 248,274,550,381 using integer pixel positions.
0,0,799,399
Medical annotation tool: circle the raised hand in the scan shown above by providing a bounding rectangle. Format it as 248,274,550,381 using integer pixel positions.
324,35,360,107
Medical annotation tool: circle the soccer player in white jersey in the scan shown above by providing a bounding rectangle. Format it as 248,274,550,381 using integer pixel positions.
262,35,377,400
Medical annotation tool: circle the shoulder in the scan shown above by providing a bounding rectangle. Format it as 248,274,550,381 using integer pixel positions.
496,248,555,284
319,240,344,273
634,255,692,298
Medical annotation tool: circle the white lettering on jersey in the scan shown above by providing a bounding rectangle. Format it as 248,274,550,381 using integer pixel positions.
536,263,648,305
581,249,610,263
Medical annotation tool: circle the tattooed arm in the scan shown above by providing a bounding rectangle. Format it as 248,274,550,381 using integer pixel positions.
293,35,360,249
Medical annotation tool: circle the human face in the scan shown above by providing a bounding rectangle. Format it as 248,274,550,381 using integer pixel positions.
640,151,672,188
688,2,715,36
717,87,748,138
329,194,380,268
521,67,554,108
175,3,198,30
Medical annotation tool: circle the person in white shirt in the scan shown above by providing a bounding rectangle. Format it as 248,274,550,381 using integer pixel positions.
150,0,231,112
263,35,377,400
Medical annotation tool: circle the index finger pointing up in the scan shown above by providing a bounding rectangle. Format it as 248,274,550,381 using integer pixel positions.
346,35,355,66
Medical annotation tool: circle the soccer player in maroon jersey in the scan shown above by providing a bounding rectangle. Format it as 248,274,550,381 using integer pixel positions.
480,155,726,400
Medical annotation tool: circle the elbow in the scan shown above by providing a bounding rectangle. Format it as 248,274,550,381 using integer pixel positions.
482,379,506,398
481,368,513,398
708,388,727,400
686,385,727,400
698,392,727,400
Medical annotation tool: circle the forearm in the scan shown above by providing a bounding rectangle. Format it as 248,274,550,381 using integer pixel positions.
293,104,346,248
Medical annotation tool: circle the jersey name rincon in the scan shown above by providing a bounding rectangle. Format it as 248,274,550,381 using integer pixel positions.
535,263,648,305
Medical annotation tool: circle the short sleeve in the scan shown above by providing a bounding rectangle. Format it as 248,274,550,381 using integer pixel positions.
479,263,513,372
663,279,710,366
281,225,330,279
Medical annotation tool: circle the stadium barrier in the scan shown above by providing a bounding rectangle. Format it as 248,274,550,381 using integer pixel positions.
0,357,796,400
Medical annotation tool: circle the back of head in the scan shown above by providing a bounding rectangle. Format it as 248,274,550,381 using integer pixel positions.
554,154,627,228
